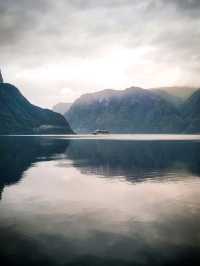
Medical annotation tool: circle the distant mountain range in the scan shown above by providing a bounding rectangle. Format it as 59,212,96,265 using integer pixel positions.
65,87,200,133
1,73,199,135
53,102,72,115
0,82,74,135
151,89,184,107
152,86,198,100
182,89,200,133
53,86,197,115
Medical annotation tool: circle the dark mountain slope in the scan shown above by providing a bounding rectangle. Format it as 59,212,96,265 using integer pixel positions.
0,83,74,134
65,87,185,133
182,89,200,133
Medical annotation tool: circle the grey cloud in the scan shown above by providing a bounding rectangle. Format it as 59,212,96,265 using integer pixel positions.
0,0,198,55
0,0,199,106
172,0,200,11
0,0,51,46
66,0,146,10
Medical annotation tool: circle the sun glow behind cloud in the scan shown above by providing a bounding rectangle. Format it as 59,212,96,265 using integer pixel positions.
1,0,200,107
13,45,188,105
16,46,150,82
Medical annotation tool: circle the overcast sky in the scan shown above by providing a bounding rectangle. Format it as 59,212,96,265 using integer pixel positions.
0,0,200,107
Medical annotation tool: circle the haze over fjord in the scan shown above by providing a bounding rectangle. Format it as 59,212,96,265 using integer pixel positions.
0,0,199,108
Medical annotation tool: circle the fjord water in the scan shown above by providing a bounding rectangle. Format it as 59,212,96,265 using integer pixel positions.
0,135,200,266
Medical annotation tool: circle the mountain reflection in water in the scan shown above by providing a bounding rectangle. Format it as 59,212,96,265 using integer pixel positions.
0,136,70,199
65,139,200,180
0,135,200,266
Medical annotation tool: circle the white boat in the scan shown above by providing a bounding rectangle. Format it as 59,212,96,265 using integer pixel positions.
92,129,110,135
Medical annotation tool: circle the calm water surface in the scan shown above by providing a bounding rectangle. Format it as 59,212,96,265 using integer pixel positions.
0,135,200,266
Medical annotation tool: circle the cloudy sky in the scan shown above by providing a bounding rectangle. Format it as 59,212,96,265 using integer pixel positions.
0,0,200,107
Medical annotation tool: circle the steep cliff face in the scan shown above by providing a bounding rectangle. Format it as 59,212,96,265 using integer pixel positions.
182,89,200,133
0,83,74,134
65,87,185,133
65,87,200,134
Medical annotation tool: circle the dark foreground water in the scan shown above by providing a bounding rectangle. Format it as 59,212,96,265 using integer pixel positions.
0,135,200,266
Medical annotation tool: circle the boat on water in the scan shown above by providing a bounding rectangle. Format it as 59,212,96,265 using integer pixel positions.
92,129,110,135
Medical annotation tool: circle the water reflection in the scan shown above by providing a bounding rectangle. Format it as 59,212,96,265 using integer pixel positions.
0,136,200,266
0,136,69,199
1,137,200,195
66,139,200,180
